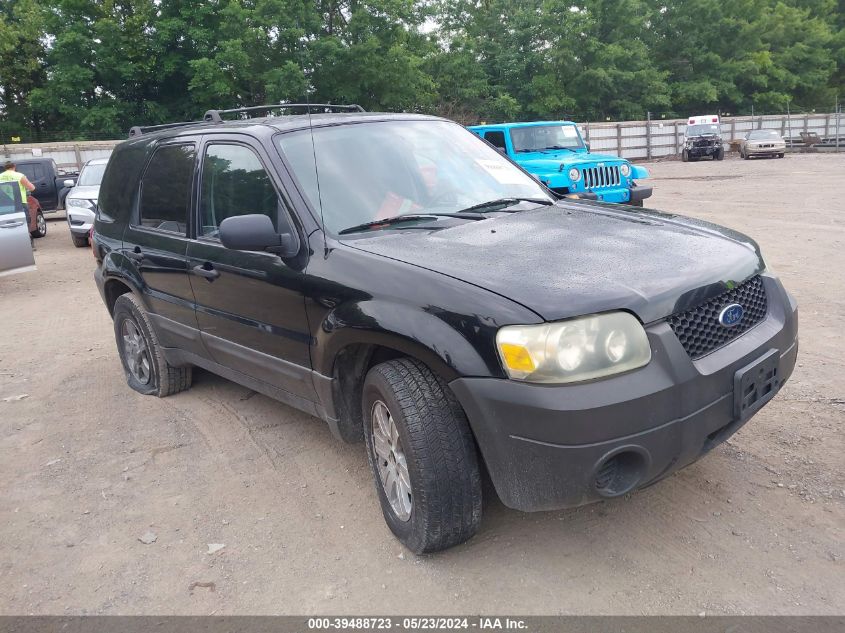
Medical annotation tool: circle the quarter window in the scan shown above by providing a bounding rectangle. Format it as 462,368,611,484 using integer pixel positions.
200,144,278,238
138,144,195,234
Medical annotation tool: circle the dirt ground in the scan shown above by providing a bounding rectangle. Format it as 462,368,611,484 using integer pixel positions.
0,153,843,616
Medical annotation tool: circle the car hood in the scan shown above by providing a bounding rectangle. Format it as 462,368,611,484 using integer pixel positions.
67,185,100,201
343,203,764,323
516,151,625,172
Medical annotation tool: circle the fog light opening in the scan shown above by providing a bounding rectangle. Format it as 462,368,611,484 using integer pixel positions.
594,450,648,497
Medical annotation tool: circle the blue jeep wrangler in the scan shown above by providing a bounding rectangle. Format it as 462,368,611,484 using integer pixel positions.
469,121,652,205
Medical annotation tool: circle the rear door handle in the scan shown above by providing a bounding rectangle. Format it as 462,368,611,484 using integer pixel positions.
192,264,220,281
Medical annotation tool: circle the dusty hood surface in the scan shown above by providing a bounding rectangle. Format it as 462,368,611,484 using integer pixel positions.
344,203,764,323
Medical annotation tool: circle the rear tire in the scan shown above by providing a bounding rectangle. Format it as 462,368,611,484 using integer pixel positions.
31,212,47,238
362,358,482,553
113,294,192,397
71,231,88,247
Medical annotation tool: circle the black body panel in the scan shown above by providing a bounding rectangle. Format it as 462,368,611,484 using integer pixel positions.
92,112,798,513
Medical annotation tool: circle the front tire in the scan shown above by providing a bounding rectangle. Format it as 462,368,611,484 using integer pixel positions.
362,358,482,553
778,153,785,158
71,231,88,247
715,147,725,160
681,149,689,162
31,212,47,238
112,294,192,397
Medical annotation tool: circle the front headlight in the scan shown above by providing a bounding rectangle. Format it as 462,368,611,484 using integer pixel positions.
568,167,581,182
67,198,94,210
496,312,651,383
619,163,631,177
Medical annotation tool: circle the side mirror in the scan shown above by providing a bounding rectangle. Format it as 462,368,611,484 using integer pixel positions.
219,214,299,258
63,179,75,188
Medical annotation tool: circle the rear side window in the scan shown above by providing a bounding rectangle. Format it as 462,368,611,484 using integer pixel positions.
484,131,506,149
18,163,44,181
200,144,278,237
99,141,152,222
138,144,195,234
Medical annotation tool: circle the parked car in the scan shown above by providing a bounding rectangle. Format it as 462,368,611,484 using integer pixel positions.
740,129,786,159
94,107,798,553
13,158,77,212
468,121,652,205
682,115,725,161
0,182,36,277
66,157,108,247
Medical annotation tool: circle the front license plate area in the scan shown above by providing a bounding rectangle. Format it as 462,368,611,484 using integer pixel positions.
734,348,780,421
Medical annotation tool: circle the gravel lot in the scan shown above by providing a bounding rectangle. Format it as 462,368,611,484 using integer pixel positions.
1,153,843,615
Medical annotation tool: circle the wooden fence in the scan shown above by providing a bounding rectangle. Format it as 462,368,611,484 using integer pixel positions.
2,111,842,168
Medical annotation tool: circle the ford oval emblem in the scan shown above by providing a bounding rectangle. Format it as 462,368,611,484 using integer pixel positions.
719,303,744,327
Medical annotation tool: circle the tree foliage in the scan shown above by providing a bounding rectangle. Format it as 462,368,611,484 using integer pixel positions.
0,0,841,139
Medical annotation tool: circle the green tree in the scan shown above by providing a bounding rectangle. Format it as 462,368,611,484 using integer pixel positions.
0,0,47,139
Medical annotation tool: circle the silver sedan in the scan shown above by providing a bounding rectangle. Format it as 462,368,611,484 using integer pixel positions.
0,182,36,277
740,129,786,159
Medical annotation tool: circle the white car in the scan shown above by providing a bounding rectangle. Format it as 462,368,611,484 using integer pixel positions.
66,157,108,247
0,182,36,277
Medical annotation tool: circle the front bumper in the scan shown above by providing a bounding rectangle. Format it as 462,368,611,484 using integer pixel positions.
66,206,95,234
746,145,785,156
686,145,722,157
570,184,652,205
450,274,798,512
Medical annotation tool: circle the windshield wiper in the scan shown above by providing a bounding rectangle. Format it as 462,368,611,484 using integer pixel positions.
338,213,482,235
456,197,554,214
543,145,577,152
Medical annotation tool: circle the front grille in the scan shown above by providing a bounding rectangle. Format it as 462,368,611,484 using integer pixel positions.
583,165,620,190
667,275,768,359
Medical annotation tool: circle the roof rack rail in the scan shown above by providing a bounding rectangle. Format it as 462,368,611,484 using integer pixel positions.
128,120,208,138
203,103,365,123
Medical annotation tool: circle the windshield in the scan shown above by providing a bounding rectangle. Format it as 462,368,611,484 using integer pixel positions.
276,120,551,234
510,124,584,153
686,124,721,136
78,162,107,186
748,130,780,140
0,182,22,215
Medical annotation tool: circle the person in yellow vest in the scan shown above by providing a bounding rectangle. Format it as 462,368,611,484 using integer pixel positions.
0,160,36,202
1,160,37,247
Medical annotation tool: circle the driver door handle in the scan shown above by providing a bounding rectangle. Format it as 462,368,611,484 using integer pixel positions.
192,263,220,281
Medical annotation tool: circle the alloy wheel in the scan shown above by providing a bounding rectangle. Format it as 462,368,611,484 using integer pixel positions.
121,319,151,384
371,400,412,521
37,214,46,236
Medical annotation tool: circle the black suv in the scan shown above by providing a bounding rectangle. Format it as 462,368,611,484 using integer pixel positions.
93,105,798,553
